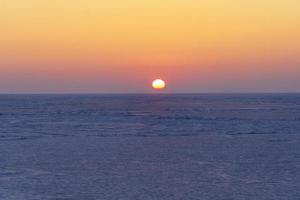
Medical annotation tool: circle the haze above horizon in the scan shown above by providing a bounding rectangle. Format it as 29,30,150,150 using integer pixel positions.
1,0,299,93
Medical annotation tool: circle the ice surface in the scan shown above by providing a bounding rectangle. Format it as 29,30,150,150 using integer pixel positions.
0,94,299,199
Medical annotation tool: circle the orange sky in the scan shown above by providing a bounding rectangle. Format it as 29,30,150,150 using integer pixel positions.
0,0,300,93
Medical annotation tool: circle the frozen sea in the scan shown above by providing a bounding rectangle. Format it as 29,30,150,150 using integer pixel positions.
0,94,300,200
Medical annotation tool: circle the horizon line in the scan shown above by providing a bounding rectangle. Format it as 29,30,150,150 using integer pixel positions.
0,92,300,95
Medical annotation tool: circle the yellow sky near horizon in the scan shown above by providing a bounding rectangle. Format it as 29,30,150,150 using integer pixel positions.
0,0,300,92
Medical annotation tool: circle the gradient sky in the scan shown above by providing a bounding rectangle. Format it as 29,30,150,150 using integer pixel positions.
1,0,300,93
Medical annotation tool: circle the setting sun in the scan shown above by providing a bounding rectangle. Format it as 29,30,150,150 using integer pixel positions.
152,79,166,89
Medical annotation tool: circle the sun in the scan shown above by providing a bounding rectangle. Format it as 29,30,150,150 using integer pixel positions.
152,79,166,89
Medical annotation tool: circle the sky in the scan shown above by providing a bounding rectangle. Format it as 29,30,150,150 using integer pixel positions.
0,0,300,93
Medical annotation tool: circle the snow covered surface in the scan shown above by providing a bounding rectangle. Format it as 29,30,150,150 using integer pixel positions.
0,94,299,199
